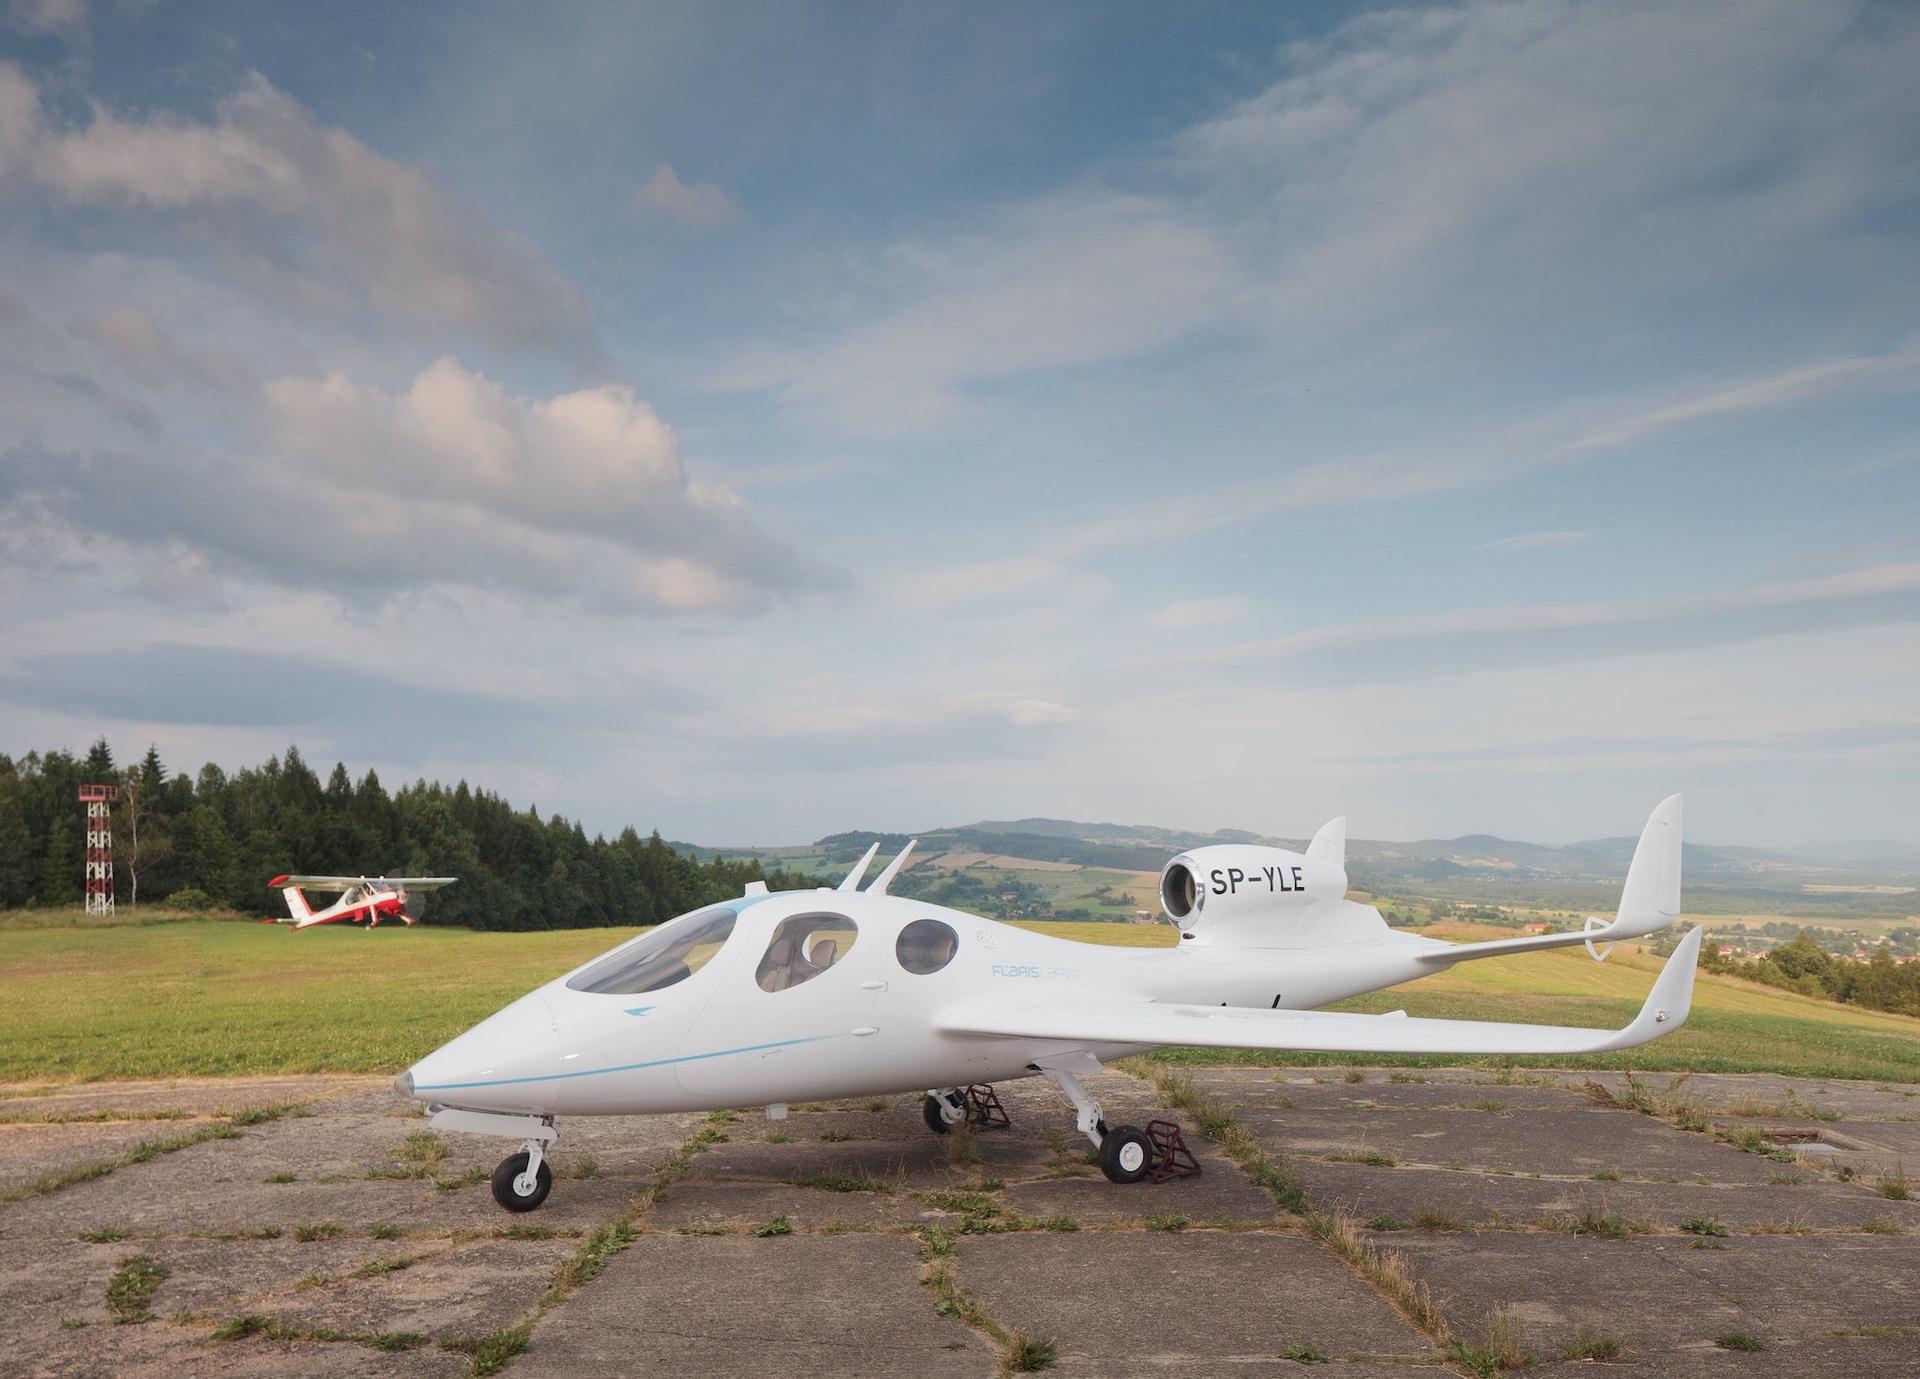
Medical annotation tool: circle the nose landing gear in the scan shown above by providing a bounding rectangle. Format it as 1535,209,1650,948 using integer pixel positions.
491,1134,553,1212
922,1084,1012,1135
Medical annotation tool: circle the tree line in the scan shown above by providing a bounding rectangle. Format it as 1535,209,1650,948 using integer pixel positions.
1697,929,1920,1018
0,741,811,930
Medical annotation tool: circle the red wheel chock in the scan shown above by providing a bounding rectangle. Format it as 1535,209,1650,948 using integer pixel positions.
964,1084,1011,1130
1146,1119,1201,1181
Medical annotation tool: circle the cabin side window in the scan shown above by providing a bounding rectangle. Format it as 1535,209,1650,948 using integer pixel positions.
565,905,737,995
755,912,859,992
895,918,959,975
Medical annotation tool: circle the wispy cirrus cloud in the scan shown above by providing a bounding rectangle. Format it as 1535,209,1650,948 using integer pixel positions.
1475,530,1591,554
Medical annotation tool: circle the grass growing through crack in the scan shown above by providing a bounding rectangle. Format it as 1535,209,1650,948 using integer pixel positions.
1876,1164,1911,1200
1007,1332,1058,1371
0,1123,244,1205
914,1224,1059,1372
1134,1065,1307,1211
1563,1330,1625,1361
1446,1306,1534,1375
105,1253,168,1323
1307,1213,1448,1339
1717,1330,1766,1352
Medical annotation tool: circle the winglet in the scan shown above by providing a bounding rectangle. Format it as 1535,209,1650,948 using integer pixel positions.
1621,925,1702,1042
867,840,917,895
1305,816,1346,868
1613,794,1683,938
837,842,880,892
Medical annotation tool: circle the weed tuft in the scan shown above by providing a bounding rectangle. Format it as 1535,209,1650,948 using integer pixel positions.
105,1253,168,1324
1007,1332,1057,1372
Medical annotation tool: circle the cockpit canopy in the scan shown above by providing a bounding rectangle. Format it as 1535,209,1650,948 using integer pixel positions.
565,904,738,995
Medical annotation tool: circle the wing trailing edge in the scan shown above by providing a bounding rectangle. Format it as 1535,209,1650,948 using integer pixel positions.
936,927,1702,1057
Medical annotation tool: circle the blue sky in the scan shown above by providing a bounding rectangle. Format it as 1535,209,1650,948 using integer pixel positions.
1,0,1916,848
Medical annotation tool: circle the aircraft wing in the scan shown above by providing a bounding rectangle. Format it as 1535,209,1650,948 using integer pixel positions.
935,927,1702,1058
270,875,457,890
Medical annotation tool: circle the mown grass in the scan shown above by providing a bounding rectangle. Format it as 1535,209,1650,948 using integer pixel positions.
1,917,1917,1083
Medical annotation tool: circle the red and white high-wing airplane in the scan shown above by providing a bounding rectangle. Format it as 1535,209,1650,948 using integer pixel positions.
267,875,457,929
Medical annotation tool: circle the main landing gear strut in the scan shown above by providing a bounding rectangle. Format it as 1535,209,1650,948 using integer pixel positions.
1033,1058,1200,1186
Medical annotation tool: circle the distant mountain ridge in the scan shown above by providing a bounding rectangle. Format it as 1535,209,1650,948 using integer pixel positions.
675,815,1920,920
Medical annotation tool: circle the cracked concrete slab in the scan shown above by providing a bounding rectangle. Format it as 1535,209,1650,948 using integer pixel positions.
257,1236,575,1341
1389,1230,1920,1355
956,1230,1432,1375
1237,1102,1784,1181
1001,1158,1277,1227
1180,1068,1593,1116
0,1118,224,1193
1292,1158,1920,1231
525,1233,997,1377
1522,1334,1920,1376
646,1178,900,1232
0,1077,374,1122
0,1129,639,1238
1,1322,473,1379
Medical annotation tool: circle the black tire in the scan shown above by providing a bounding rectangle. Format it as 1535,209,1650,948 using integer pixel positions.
1098,1125,1154,1184
923,1092,962,1135
490,1151,553,1212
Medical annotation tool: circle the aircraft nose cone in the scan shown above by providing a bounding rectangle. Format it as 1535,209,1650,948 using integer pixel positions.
402,992,562,1113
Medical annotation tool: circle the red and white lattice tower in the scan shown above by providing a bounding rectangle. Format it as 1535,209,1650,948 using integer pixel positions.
78,783,119,916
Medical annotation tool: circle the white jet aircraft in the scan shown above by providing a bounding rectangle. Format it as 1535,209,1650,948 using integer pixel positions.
398,796,1696,1212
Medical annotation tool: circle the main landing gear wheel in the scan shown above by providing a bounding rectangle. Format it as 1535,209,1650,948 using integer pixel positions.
922,1091,966,1135
1098,1124,1155,1184
491,1150,553,1212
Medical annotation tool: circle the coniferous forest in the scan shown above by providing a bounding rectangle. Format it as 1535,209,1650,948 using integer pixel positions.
0,741,799,930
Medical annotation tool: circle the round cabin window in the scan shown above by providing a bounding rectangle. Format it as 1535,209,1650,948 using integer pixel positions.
895,918,959,975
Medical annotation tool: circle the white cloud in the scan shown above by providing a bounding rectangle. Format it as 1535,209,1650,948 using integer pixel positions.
633,164,739,231
1193,561,1920,669
716,193,1231,433
0,63,594,354
888,554,1110,610
69,306,249,390
1475,530,1590,554
1147,598,1247,632
1,357,835,616
1179,0,1920,345
719,2,1920,437
6,0,83,39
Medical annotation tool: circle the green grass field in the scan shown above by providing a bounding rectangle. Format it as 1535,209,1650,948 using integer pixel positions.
2,915,1917,1085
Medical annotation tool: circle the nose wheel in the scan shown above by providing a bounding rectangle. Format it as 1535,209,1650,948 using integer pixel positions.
490,1140,553,1212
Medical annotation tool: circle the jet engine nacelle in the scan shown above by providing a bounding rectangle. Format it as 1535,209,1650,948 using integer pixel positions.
1159,845,1350,931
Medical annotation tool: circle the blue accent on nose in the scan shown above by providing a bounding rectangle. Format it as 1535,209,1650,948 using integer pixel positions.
624,1007,653,1016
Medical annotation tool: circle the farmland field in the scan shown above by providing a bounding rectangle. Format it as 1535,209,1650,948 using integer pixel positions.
4,911,1919,1085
